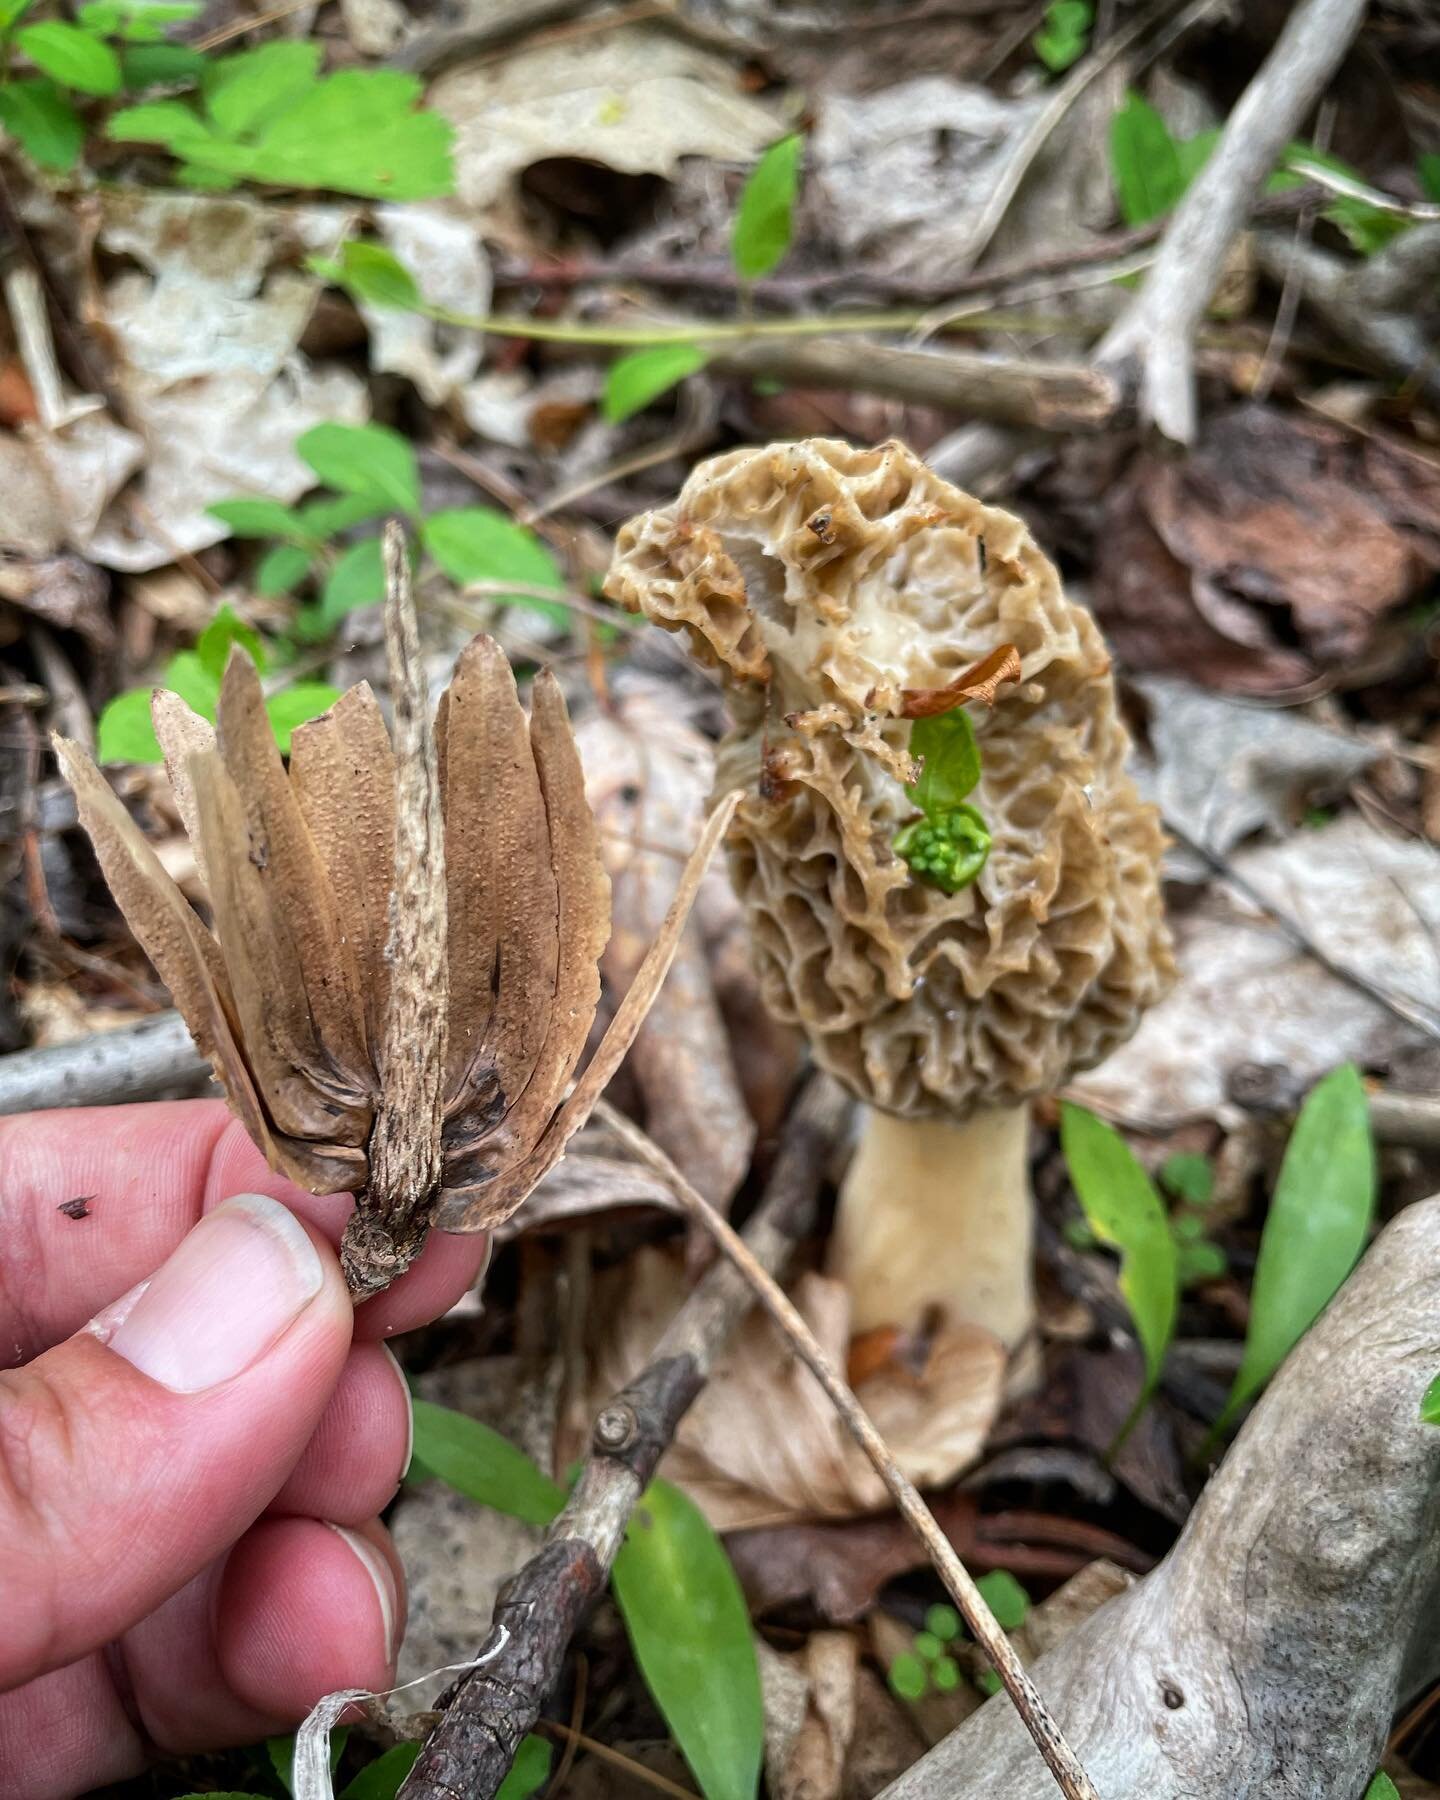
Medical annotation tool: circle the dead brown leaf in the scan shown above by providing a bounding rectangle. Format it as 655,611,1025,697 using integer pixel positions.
894,644,1022,719
759,1631,860,1800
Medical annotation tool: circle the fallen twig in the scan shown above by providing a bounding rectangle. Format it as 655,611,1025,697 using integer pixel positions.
595,1105,1103,1800
0,1010,207,1114
397,1073,853,1800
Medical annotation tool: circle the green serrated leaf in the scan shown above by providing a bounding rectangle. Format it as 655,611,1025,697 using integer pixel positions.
320,537,386,622
338,1741,421,1800
409,1399,566,1527
255,543,314,598
106,96,216,152
265,682,340,752
119,42,204,87
603,343,709,423
162,647,221,719
339,240,422,310
96,686,164,763
17,20,122,94
732,133,803,282
1109,91,1183,227
1060,1103,1179,1400
1216,1064,1374,1435
976,1569,1029,1631
1158,1151,1213,1207
496,1736,553,1800
297,421,421,516
0,79,85,171
613,1480,763,1800
197,604,265,680
907,710,982,816
202,39,319,136
422,507,567,623
243,67,455,200
208,497,311,542
1422,1373,1440,1427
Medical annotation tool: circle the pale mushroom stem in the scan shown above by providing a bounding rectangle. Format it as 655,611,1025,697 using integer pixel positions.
828,1103,1034,1347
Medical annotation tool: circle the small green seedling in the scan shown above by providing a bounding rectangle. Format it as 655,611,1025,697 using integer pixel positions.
894,711,994,894
1419,1372,1440,1426
889,1580,1029,1703
1033,0,1092,73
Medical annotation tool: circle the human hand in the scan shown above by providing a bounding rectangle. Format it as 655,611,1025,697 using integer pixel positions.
0,1099,488,1800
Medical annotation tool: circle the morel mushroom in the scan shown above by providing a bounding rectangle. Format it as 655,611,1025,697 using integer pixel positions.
606,439,1174,1350
58,529,734,1297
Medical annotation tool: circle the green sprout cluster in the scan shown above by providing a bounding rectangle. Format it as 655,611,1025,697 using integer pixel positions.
893,803,991,894
887,1574,1031,1703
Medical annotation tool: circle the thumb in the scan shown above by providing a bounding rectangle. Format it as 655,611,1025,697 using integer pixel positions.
0,1193,353,1691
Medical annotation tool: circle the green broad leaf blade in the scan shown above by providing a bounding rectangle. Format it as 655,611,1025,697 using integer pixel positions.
256,543,314,598
298,490,391,539
495,1736,553,1800
120,43,205,87
242,68,456,201
339,240,422,310
197,604,265,681
201,40,320,137
96,687,164,763
0,80,84,171
975,1569,1029,1631
265,682,340,753
1158,1151,1213,1207
106,97,216,152
0,0,37,28
1174,124,1220,189
907,710,982,817
612,1479,763,1800
1109,91,1183,227
603,343,708,423
17,20,122,95
1365,1777,1400,1800
339,1742,421,1800
162,648,221,719
1420,153,1440,203
297,422,420,516
1060,1103,1179,1394
208,497,311,542
321,537,386,623
422,508,567,622
409,1398,566,1527
80,0,200,37
1422,1373,1440,1426
1033,0,1092,73
732,133,803,281
1219,1064,1374,1432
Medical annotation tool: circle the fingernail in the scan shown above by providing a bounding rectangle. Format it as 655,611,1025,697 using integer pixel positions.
381,1342,414,1481
327,1525,398,1661
95,1194,324,1393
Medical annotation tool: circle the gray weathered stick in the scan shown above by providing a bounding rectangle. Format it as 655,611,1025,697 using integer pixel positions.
880,1194,1440,1800
0,1011,206,1114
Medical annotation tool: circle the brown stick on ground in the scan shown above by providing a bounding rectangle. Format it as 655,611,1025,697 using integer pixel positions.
396,1072,853,1800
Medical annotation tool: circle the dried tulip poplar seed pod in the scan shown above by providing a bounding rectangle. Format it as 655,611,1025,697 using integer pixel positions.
59,526,736,1298
605,438,1175,1351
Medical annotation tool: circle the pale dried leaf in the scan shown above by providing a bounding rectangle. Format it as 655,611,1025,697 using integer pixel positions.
290,683,398,1055
897,643,1022,718
436,790,741,1231
151,688,217,890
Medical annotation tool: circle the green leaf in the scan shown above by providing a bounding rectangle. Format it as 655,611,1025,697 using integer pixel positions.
907,710,982,816
931,1656,960,1693
1174,125,1220,189
913,1630,943,1661
265,682,341,753
496,1736,553,1800
197,604,265,680
410,1399,566,1527
80,0,200,38
96,687,163,763
298,490,391,539
1217,1064,1374,1434
422,507,567,623
924,1603,960,1642
603,343,708,423
732,133,803,282
339,1742,422,1800
337,240,422,310
0,79,84,171
321,537,386,623
1422,1373,1440,1426
1060,1103,1179,1398
1365,1777,1401,1800
0,0,36,29
242,68,455,201
1109,91,1183,227
893,802,990,893
120,43,205,87
1177,1240,1227,1287
1033,0,1092,73
612,1480,763,1800
106,96,216,153
17,20,122,94
1158,1151,1213,1207
208,497,311,542
256,543,314,598
161,647,221,719
202,39,319,137
975,1569,1029,1632
1281,144,1412,256
297,422,421,516
888,1652,927,1702
1420,153,1440,203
